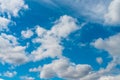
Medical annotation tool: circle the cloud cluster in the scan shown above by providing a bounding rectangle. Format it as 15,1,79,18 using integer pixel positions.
85,33,120,80
31,15,80,61
3,71,17,78
0,0,120,79
0,33,29,65
98,75,120,80
0,0,28,17
40,58,92,80
0,0,28,31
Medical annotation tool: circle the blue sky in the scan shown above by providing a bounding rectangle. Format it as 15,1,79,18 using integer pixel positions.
0,0,120,80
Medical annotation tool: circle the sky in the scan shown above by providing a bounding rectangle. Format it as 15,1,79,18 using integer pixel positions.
0,0,120,80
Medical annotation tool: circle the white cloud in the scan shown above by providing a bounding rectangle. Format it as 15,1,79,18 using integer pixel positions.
0,0,28,31
96,57,103,64
29,66,41,72
51,15,79,38
0,17,10,31
84,33,120,80
92,33,120,57
40,58,92,80
0,15,82,65
80,60,117,80
98,75,120,80
21,29,34,38
0,0,28,17
3,71,17,78
20,76,35,80
0,33,29,65
104,0,120,24
31,15,81,61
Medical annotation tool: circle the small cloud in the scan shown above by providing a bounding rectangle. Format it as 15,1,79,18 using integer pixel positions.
20,76,35,80
3,71,17,78
40,58,92,79
21,29,34,38
96,57,103,65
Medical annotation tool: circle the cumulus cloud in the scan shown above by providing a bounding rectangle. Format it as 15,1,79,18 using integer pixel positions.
0,15,82,65
21,29,34,38
79,59,117,80
31,15,81,61
0,33,29,65
92,33,120,57
104,0,120,24
40,58,92,80
0,0,28,17
0,17,10,31
3,71,17,78
0,0,28,31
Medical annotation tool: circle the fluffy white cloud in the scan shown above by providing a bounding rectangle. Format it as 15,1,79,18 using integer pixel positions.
0,17,10,31
92,33,120,57
31,15,81,61
0,0,28,17
0,15,82,65
3,71,17,78
21,29,34,38
0,33,29,65
98,75,120,80
40,58,92,80
0,0,28,31
51,15,79,38
104,0,120,24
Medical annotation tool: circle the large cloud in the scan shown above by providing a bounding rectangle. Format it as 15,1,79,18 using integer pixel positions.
104,0,120,24
40,58,92,80
85,33,120,80
0,33,29,65
31,15,81,61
